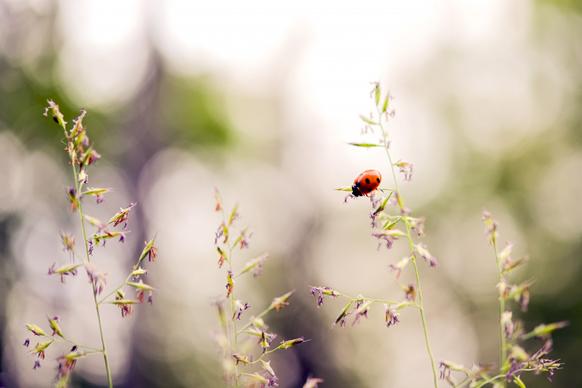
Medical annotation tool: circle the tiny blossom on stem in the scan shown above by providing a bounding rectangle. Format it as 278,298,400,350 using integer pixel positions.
108,203,136,228
259,331,277,352
275,337,307,350
85,263,107,296
137,239,158,265
403,284,416,301
407,216,426,237
352,300,372,326
216,247,227,268
334,301,354,327
310,286,338,307
48,263,81,283
384,304,400,327
239,253,268,278
482,210,498,245
225,270,234,298
372,229,406,250
113,290,138,318
501,311,514,339
270,291,294,311
33,339,54,359
415,243,438,267
235,228,252,250
60,232,75,253
395,160,413,181
388,256,411,278
56,351,79,383
233,300,251,320
48,316,64,338
232,353,250,366
127,280,155,304
26,324,47,337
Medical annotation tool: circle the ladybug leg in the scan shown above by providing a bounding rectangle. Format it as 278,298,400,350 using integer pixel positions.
344,193,355,203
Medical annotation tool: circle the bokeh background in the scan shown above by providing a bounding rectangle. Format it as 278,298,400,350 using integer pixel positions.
0,0,580,387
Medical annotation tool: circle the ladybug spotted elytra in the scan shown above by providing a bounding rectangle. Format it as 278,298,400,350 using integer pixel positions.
351,169,382,197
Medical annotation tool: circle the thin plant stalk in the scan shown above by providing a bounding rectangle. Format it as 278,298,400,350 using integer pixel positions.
490,235,507,387
62,122,113,388
226,245,240,388
377,105,439,388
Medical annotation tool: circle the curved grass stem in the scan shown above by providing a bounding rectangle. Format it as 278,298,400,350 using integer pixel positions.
491,239,507,387
71,160,113,388
377,105,439,388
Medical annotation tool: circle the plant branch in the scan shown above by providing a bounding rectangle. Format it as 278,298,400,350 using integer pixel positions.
377,103,439,388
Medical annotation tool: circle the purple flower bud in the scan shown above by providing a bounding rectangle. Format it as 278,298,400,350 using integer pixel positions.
33,360,41,369
415,244,438,267
85,263,107,296
403,284,416,301
439,362,450,381
233,300,251,320
384,305,400,327
482,210,498,245
395,160,413,181
310,286,338,307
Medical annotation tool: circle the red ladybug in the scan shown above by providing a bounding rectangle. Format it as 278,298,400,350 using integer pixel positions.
352,169,382,197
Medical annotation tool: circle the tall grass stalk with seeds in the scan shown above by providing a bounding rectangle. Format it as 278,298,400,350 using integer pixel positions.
439,212,566,388
22,101,159,388
310,83,440,387
213,190,307,387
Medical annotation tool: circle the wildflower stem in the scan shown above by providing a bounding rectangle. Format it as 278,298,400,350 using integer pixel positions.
71,162,113,388
237,306,272,334
248,348,277,364
377,105,439,388
97,275,131,305
335,291,413,307
226,247,240,388
41,335,102,353
473,374,504,388
492,239,507,382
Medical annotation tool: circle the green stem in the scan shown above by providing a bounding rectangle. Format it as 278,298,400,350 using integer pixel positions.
71,163,113,388
492,239,507,386
237,306,272,334
226,247,240,388
474,374,504,388
335,291,417,308
98,275,131,305
378,107,439,387
43,335,102,353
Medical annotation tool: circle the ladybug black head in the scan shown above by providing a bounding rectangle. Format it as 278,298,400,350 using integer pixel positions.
351,183,363,197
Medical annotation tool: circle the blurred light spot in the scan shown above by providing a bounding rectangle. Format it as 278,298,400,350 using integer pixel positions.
56,0,150,108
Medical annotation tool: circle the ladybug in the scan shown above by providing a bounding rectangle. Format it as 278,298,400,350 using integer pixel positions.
352,169,382,197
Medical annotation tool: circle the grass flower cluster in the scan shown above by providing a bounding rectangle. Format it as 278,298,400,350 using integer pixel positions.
439,211,567,388
311,83,440,386
22,101,159,387
213,189,307,387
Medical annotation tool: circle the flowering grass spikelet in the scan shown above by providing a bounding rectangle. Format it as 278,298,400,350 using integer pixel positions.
213,190,306,387
21,101,160,387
